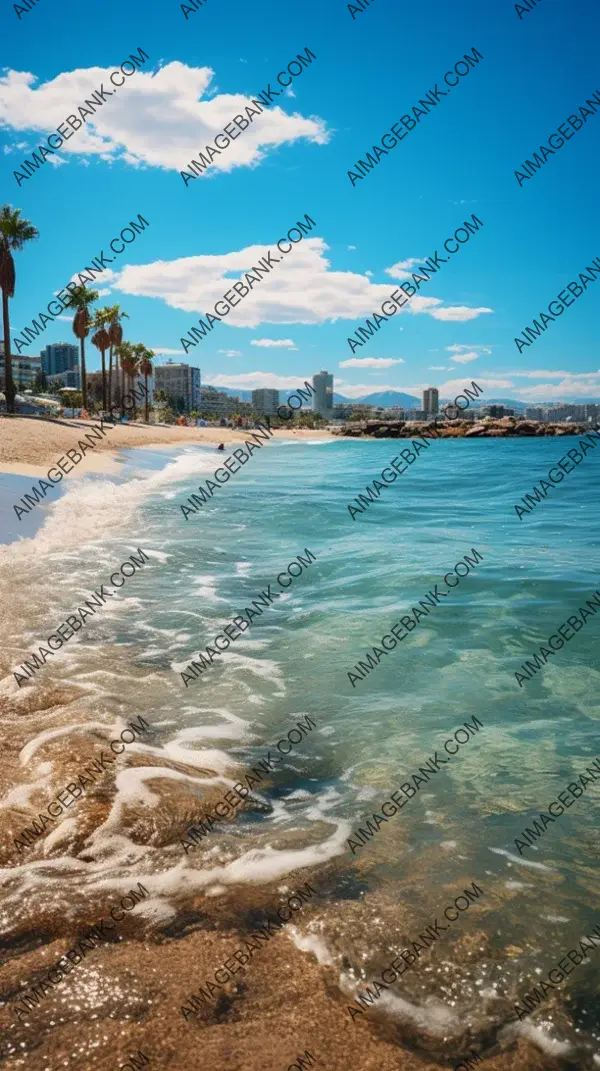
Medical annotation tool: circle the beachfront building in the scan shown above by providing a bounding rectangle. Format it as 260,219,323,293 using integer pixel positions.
313,370,333,417
332,402,354,420
251,388,279,415
0,342,42,391
86,370,154,410
41,342,79,378
154,360,200,412
478,405,515,418
199,386,254,418
524,404,600,423
47,369,80,390
423,387,439,416
546,403,599,423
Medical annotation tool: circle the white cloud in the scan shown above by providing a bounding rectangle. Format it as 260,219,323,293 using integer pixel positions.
429,306,493,322
207,371,318,391
109,238,493,327
509,368,600,380
510,376,600,400
429,365,448,370
217,348,242,357
151,347,187,355
438,376,514,394
446,344,491,355
250,338,297,348
385,258,428,281
347,245,356,251
450,351,482,364
339,357,405,368
0,61,329,175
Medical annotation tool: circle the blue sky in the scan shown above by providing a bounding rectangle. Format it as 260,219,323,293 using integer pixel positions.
2,0,599,401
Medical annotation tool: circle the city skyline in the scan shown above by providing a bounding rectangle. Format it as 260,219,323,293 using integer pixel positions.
13,341,600,410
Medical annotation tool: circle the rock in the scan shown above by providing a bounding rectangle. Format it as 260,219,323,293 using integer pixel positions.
335,417,593,439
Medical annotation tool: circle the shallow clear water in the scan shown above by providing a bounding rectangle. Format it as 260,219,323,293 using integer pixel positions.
1,435,599,1063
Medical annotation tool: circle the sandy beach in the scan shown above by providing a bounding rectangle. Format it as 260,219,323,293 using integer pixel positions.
0,416,334,476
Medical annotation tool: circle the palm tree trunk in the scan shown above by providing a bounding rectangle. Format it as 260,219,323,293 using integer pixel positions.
80,337,88,411
120,360,125,418
1,287,15,414
108,346,113,411
144,372,149,423
101,349,107,411
130,374,136,421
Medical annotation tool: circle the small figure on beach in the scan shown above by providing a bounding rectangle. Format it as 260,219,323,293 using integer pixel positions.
217,442,225,451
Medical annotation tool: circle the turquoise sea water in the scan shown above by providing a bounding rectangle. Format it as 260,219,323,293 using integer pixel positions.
1,435,599,1063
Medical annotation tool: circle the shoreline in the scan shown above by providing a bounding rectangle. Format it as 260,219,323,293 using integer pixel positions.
1,414,595,480
0,416,334,477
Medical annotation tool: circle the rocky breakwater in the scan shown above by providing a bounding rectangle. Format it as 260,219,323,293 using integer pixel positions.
333,416,593,439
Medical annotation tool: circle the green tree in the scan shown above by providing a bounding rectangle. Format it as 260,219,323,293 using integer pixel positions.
32,370,47,393
105,305,128,413
59,389,82,412
120,342,140,420
0,205,39,413
91,307,111,410
63,285,99,411
135,344,154,423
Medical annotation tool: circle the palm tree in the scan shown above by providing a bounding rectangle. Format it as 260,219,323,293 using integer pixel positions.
0,205,39,413
114,340,132,417
118,342,139,420
64,286,98,412
91,308,111,411
136,345,154,423
130,343,153,421
106,304,128,413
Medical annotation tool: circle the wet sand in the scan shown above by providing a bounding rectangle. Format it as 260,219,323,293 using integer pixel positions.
0,417,334,477
0,689,558,1071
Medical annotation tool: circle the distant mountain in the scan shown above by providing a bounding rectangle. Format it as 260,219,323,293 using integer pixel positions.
205,386,599,412
509,396,600,406
204,385,316,404
355,391,421,408
204,385,253,401
474,397,527,411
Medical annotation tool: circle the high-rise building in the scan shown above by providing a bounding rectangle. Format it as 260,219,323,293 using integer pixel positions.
252,388,280,415
154,361,200,411
312,370,333,416
423,387,439,415
41,342,79,378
